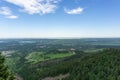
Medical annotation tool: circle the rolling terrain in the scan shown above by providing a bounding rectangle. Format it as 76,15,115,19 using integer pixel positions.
1,38,120,80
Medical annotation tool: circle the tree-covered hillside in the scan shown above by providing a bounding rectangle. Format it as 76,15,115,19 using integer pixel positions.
64,48,120,80
17,48,120,80
2,39,120,80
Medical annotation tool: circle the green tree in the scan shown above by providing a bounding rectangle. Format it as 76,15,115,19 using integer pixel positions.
0,52,15,80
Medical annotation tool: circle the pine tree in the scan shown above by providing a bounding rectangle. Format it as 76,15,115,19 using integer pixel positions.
0,52,14,80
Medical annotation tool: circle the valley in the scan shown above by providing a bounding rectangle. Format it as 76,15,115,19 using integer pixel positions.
0,38,120,80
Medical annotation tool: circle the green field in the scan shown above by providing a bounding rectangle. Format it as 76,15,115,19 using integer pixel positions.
26,52,74,63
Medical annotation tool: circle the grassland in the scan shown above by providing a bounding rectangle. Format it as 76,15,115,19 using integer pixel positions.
26,52,74,63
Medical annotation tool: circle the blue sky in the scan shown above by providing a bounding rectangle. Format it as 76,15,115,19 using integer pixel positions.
0,0,120,38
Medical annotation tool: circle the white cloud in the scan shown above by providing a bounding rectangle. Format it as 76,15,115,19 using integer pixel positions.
6,15,18,19
0,7,18,19
5,0,61,15
64,7,84,14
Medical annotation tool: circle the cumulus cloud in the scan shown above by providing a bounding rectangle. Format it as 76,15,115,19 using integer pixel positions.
5,0,61,15
64,7,84,14
0,7,18,19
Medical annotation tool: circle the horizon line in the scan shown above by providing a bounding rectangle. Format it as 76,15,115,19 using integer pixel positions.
0,37,120,39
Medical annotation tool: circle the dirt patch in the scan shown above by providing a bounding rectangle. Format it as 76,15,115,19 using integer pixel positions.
15,74,23,80
42,73,69,80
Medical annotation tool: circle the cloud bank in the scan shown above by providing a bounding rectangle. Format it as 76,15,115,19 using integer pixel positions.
0,7,18,19
64,7,84,14
5,0,61,15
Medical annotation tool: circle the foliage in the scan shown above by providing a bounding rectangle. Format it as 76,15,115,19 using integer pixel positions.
0,52,15,80
2,39,120,80
18,48,120,80
64,48,120,80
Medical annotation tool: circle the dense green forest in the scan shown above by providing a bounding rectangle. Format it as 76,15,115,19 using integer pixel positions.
16,48,120,80
1,39,120,80
64,48,120,80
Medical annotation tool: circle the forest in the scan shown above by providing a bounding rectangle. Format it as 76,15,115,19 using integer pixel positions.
16,48,120,80
1,39,120,80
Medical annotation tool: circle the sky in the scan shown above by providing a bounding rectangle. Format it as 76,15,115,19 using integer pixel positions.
0,0,120,38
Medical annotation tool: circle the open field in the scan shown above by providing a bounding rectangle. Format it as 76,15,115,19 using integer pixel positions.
26,52,74,63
